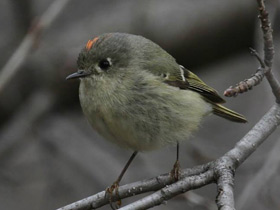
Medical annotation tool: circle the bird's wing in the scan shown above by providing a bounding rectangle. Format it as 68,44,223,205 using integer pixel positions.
162,65,247,122
163,65,225,104
162,65,190,90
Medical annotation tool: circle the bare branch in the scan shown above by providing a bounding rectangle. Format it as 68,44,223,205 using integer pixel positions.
256,0,274,68
223,47,266,97
223,67,265,97
225,104,280,167
215,159,235,210
265,70,280,103
57,163,212,210
249,48,265,68
256,0,280,102
57,103,280,210
119,170,214,210
57,1,280,209
224,0,280,101
237,136,280,209
0,0,70,95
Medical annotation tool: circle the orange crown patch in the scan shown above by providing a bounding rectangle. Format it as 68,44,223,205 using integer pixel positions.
86,37,99,51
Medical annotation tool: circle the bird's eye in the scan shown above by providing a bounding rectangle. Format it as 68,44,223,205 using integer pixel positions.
98,59,111,70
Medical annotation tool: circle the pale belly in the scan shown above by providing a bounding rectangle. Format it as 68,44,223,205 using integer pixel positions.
79,79,211,151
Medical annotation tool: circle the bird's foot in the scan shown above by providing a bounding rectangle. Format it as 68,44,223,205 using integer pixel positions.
105,181,122,209
170,160,181,181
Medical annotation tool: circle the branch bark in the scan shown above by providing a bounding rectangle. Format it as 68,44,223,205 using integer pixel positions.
119,170,214,210
237,136,280,209
224,0,280,102
57,104,280,210
57,163,212,210
57,0,280,209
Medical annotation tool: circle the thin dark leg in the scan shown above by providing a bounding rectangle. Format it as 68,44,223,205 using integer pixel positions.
116,151,138,184
171,142,181,180
176,141,179,162
106,151,138,209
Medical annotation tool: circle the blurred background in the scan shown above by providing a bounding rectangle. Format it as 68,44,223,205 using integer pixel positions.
0,0,280,209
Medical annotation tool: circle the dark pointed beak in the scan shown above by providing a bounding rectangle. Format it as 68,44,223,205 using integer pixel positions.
66,70,91,80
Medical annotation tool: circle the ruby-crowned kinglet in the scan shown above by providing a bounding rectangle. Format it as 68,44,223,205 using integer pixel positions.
66,33,246,199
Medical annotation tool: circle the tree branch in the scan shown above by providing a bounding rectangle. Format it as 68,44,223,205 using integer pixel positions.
57,163,212,210
214,158,235,210
257,0,274,68
224,0,280,102
237,136,280,209
119,170,214,210
57,1,280,209
57,104,280,210
0,0,70,95
223,67,265,97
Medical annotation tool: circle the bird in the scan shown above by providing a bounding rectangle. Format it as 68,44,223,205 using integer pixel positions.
66,32,246,208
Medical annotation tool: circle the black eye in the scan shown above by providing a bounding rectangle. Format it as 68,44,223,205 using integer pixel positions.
98,59,111,70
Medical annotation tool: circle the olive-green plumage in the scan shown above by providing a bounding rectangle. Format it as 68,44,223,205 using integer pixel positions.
67,33,246,151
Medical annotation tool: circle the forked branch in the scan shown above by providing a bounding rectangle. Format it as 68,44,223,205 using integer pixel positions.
57,1,280,209
224,0,280,102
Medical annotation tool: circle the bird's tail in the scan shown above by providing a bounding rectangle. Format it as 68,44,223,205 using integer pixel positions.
212,103,247,123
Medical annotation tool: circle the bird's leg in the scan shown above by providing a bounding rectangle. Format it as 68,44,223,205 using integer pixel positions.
105,151,138,209
170,142,181,181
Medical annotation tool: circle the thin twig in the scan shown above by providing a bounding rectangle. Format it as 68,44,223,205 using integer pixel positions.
57,1,280,209
121,104,280,209
249,47,265,68
119,170,214,210
224,0,280,102
57,104,280,210
0,0,70,94
57,163,212,210
224,67,265,97
257,0,274,68
214,103,280,209
256,0,280,102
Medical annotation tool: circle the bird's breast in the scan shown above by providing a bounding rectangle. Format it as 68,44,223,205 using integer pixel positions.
78,77,212,151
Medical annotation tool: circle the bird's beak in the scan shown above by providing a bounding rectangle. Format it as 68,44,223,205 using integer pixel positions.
66,70,91,80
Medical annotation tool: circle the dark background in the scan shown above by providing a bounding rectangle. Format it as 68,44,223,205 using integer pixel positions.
0,0,280,210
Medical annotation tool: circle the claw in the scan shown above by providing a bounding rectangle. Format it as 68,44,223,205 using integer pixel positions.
104,151,138,209
170,160,181,181
105,181,122,209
